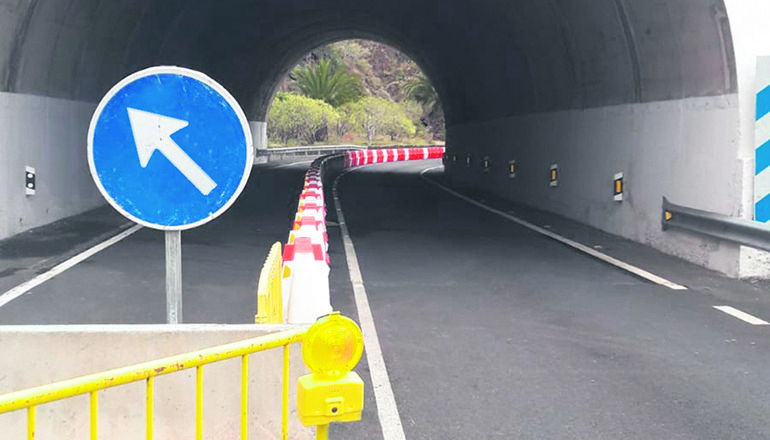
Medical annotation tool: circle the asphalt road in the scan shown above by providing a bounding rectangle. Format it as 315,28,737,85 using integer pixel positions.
3,158,770,439
0,160,310,324
329,161,770,440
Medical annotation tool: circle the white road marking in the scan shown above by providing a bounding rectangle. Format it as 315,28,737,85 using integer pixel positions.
713,306,770,325
332,171,406,440
0,224,143,308
419,166,688,291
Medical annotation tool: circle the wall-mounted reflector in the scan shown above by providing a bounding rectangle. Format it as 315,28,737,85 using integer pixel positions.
466,154,472,167
508,160,517,179
549,163,558,187
482,156,490,173
614,172,624,202
452,154,458,165
25,166,36,196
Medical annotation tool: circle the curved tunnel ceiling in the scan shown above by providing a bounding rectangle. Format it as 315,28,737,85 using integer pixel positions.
0,0,737,126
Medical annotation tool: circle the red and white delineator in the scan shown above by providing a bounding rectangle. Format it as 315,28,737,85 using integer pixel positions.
277,146,446,324
283,237,331,324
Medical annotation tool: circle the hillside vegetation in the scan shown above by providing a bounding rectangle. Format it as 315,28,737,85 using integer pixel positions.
268,40,444,147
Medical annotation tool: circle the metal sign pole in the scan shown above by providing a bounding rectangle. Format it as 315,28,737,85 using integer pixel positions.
165,230,182,324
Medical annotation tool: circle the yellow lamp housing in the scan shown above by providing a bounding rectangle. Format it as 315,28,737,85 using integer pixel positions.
301,312,364,380
297,371,364,426
297,312,365,427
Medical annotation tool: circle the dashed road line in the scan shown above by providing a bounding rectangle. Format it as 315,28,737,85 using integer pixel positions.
420,166,688,291
333,170,406,440
0,224,143,308
713,306,770,325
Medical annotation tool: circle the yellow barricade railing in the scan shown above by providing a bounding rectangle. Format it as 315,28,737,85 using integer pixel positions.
255,242,283,324
0,327,305,440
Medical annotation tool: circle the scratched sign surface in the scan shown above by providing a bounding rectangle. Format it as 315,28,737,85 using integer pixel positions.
88,66,253,230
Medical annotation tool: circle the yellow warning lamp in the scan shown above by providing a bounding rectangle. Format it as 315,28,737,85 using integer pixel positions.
298,312,364,436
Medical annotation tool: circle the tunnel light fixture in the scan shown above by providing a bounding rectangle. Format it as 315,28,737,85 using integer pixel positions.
508,160,517,179
549,163,559,187
452,154,458,165
614,172,624,202
466,154,473,168
482,156,491,173
25,166,36,196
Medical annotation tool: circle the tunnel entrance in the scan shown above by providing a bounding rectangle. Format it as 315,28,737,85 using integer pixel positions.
1,0,760,278
265,39,445,148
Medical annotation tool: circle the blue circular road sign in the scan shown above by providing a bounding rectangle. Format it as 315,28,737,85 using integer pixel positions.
88,66,253,230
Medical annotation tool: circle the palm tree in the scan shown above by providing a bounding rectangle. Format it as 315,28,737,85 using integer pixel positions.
403,76,439,113
291,59,363,107
403,75,444,140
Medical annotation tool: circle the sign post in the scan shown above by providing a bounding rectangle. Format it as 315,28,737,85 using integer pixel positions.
165,231,183,323
88,66,253,323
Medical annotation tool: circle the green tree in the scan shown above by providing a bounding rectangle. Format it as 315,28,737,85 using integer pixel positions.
345,97,415,145
291,59,363,107
267,92,339,145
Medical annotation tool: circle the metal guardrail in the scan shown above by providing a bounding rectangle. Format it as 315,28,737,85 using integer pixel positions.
662,197,770,252
255,242,283,324
257,145,365,157
259,144,445,158
0,328,305,440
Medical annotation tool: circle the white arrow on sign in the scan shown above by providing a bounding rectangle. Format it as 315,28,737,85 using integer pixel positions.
127,108,217,196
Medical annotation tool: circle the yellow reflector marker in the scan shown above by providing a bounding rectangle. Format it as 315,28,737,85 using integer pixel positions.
665,211,673,221
302,312,364,380
613,172,624,201
283,266,291,278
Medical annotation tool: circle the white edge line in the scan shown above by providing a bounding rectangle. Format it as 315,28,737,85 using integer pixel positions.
332,171,406,440
713,306,770,325
419,166,688,291
0,224,144,308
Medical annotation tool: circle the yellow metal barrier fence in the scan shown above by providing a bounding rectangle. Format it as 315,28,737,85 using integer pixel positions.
0,327,305,440
255,242,284,324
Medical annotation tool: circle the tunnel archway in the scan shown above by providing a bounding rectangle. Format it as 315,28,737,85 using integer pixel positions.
2,1,736,125
0,0,754,276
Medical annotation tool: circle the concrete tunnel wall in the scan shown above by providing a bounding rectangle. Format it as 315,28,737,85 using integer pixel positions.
0,0,764,276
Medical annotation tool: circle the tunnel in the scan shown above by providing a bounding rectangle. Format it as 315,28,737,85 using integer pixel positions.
0,0,768,276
